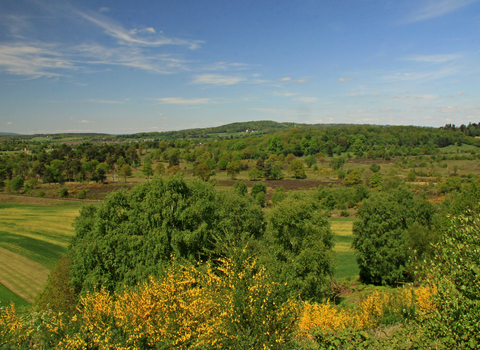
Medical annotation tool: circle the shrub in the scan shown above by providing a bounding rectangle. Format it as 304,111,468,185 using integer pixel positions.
76,190,86,199
38,190,45,197
340,210,350,217
10,177,24,191
60,187,68,198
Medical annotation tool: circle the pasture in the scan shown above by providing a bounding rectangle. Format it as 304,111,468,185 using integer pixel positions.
0,202,83,305
330,217,359,280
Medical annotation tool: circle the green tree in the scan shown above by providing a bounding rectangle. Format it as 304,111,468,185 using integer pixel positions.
155,163,165,176
265,195,335,301
305,154,317,168
288,159,306,179
69,176,264,295
343,169,362,186
248,167,263,181
369,163,381,173
233,180,248,196
142,162,154,180
194,163,211,181
119,164,132,182
269,164,284,180
226,161,241,180
369,172,383,188
352,188,435,286
10,176,24,191
331,156,345,170
251,182,267,198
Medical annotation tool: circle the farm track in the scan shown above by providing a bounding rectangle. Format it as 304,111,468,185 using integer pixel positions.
0,248,49,303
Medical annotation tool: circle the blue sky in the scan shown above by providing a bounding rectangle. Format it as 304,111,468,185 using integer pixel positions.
1,0,479,134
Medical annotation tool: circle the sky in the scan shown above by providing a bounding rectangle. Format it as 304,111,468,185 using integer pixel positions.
1,0,480,134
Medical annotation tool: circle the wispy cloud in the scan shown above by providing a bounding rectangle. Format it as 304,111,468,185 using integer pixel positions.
0,43,77,78
293,97,318,103
79,119,93,123
73,8,202,49
6,122,13,125
383,66,457,81
129,27,156,34
406,0,477,23
278,77,308,82
157,97,211,105
273,91,297,97
338,77,353,82
99,7,110,13
403,54,462,63
86,99,126,104
191,74,244,85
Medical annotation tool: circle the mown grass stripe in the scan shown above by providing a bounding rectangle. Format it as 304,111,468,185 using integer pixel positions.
0,248,50,303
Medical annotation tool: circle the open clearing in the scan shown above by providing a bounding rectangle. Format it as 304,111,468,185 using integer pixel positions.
330,217,359,280
0,202,83,305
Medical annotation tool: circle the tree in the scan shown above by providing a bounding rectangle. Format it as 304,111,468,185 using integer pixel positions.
233,180,248,196
69,176,265,295
352,188,435,286
226,161,241,180
343,169,362,186
251,182,267,198
248,167,263,180
369,163,381,173
155,163,165,176
305,155,317,168
288,159,306,179
10,176,24,191
265,195,335,301
269,164,284,180
142,162,154,180
369,172,383,188
168,153,180,168
194,163,210,181
331,156,345,170
119,164,132,182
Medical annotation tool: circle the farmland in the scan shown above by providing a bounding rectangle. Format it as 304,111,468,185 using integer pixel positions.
0,201,82,305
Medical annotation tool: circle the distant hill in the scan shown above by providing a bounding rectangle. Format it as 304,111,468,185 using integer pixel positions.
0,132,18,135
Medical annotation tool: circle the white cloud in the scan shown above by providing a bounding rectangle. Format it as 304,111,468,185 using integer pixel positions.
86,99,125,104
252,108,292,114
339,77,353,82
0,43,77,78
293,97,318,102
79,119,93,123
383,67,457,81
273,91,297,97
157,97,211,105
278,77,308,82
73,8,202,49
403,54,462,63
99,7,110,13
457,91,464,95
130,27,156,35
6,122,12,125
191,74,244,85
407,0,477,22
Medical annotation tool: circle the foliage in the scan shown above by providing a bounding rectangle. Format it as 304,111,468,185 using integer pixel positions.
248,167,263,180
142,162,154,180
418,211,480,348
343,169,362,187
60,187,68,198
251,181,267,198
154,162,165,176
226,161,241,179
352,187,436,286
305,154,317,168
331,156,345,170
232,180,247,196
10,176,24,192
289,159,306,179
369,163,381,173
272,187,286,204
0,256,299,349
194,163,211,181
119,164,132,182
34,255,76,313
264,195,335,301
69,176,265,295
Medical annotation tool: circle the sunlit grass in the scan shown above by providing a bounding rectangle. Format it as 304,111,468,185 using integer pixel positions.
330,217,359,280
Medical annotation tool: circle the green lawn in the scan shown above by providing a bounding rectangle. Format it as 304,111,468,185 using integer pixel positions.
330,217,359,280
0,283,29,308
0,203,83,304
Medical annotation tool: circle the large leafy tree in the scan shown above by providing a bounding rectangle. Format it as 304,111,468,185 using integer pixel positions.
352,187,436,286
69,176,264,295
264,194,335,301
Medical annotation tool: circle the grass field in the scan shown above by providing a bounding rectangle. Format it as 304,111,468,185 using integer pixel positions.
330,217,359,280
0,202,83,305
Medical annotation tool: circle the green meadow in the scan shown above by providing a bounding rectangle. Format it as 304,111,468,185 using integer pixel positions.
0,202,83,305
330,217,360,280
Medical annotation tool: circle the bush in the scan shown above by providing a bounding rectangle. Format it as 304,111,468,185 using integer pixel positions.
76,190,86,199
11,176,24,191
340,210,350,217
38,190,45,197
60,187,68,198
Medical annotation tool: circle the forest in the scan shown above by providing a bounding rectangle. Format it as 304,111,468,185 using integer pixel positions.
1,121,480,349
